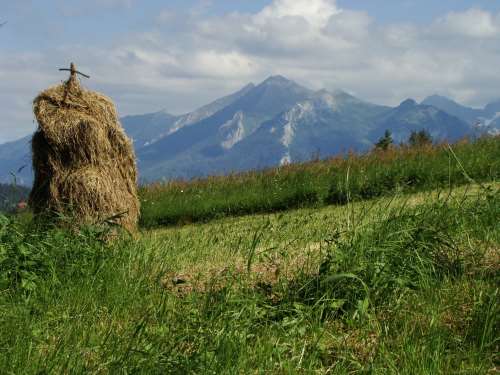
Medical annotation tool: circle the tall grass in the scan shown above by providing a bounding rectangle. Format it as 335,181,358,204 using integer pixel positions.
140,136,500,228
0,184,498,373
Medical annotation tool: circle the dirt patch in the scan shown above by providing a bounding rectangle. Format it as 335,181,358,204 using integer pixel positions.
159,243,324,297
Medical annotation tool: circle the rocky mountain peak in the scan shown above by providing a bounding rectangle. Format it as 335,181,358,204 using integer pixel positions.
261,75,293,86
399,98,418,108
484,99,500,117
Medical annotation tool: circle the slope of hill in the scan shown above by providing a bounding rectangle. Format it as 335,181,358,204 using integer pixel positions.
1,136,498,372
136,82,476,181
484,100,500,118
1,180,498,373
137,76,314,180
139,137,500,228
0,136,32,185
122,83,256,150
212,89,389,173
421,95,483,124
372,99,472,143
121,111,178,149
422,95,500,135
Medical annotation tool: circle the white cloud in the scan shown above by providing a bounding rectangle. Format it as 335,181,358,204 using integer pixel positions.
190,51,257,78
1,2,500,143
325,10,372,40
434,8,498,38
255,0,341,28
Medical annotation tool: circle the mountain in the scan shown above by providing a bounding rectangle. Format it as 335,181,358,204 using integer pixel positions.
421,95,483,124
478,100,500,135
137,75,314,180
372,99,472,143
422,95,500,135
122,83,255,149
0,76,491,185
137,88,472,180
0,136,32,185
122,111,178,149
484,100,500,118
211,90,389,173
0,83,257,185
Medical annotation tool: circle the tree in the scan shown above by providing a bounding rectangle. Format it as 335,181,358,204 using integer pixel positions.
375,129,393,151
408,129,432,147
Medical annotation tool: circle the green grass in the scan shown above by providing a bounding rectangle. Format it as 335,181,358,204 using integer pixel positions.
0,182,498,373
139,136,500,228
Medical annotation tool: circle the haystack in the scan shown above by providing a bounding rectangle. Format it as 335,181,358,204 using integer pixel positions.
29,63,140,232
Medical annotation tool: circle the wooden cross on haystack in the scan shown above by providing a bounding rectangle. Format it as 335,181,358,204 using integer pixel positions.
58,62,90,103
59,62,90,79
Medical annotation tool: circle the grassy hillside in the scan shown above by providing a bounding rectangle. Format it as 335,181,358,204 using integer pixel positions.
139,136,500,228
0,183,498,373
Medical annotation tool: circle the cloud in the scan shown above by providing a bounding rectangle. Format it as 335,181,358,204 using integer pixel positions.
190,51,258,78
433,8,498,38
1,1,500,143
255,0,340,28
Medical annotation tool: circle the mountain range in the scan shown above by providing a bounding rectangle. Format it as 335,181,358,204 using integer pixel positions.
1,75,498,185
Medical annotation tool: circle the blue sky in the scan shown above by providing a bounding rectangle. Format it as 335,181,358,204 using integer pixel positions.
4,1,500,49
338,0,500,23
1,0,500,143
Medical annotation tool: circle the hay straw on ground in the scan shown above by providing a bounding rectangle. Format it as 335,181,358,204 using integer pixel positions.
29,70,140,232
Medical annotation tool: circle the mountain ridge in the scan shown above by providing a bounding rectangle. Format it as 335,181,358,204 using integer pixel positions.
422,94,500,135
1,76,495,185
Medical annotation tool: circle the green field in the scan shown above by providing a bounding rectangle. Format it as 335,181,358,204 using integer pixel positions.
140,137,500,228
1,180,498,373
1,137,499,373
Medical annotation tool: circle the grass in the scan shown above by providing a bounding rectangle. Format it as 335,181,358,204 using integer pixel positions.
0,183,30,213
0,181,498,373
139,136,500,228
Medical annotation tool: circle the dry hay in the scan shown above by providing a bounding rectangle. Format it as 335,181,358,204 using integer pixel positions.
29,67,140,232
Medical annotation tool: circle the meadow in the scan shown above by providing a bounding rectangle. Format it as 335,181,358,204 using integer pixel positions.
0,137,498,373
140,137,500,228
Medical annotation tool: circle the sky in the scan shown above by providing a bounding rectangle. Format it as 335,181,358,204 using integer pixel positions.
1,0,500,143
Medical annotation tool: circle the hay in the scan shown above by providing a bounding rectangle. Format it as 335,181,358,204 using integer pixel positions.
29,67,140,232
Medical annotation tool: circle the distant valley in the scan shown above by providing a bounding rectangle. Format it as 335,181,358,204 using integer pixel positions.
1,76,498,185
